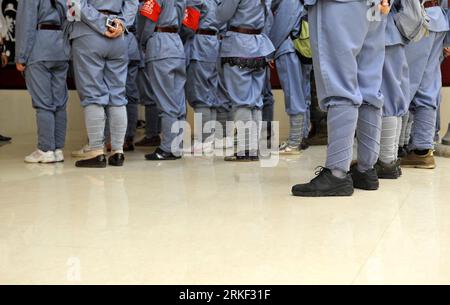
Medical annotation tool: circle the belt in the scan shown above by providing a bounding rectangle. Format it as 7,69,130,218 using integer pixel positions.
229,26,262,35
98,10,120,16
127,26,136,33
196,29,217,36
424,0,439,8
155,27,179,33
37,24,62,31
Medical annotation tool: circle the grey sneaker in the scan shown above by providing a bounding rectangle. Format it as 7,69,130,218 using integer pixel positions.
278,142,301,155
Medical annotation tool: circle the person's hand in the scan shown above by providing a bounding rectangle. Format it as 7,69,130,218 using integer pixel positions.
16,63,26,72
1,54,8,68
379,0,390,15
105,19,125,39
444,47,450,58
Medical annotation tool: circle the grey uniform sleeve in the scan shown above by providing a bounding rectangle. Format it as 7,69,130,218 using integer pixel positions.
15,0,39,64
176,0,188,27
212,0,226,30
122,0,139,28
77,0,109,35
136,1,158,50
216,0,240,24
447,6,450,47
186,0,203,7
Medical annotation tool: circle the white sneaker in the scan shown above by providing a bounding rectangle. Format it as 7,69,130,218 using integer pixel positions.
55,149,65,162
214,138,225,149
192,141,214,155
224,137,234,149
71,144,91,158
24,150,57,164
278,142,302,155
203,141,214,154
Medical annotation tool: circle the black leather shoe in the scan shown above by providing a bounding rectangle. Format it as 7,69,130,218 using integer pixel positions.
75,154,107,168
108,153,125,167
0,134,12,142
292,167,354,197
123,137,135,152
398,146,408,158
145,147,180,161
224,151,259,162
350,164,379,191
396,159,403,176
374,160,400,179
136,136,161,147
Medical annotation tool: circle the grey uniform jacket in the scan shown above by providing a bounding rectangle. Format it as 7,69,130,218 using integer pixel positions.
69,0,138,40
15,0,69,65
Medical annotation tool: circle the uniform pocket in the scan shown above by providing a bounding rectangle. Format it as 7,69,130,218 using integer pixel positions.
30,31,66,63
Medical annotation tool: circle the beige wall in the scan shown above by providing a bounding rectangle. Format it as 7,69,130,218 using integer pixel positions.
1,88,450,139
441,88,450,135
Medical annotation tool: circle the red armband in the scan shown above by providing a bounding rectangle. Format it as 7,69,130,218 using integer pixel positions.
140,0,162,23
182,7,201,32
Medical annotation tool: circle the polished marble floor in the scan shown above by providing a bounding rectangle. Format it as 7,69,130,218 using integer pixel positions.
1,134,450,284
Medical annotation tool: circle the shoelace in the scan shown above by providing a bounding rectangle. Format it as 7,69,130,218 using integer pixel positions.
314,166,327,176
32,151,44,158
310,166,329,183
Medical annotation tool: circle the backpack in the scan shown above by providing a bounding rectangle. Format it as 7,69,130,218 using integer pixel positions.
293,16,313,65
394,0,430,42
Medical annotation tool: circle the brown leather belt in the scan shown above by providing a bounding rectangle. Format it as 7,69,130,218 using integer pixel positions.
98,10,119,16
37,24,62,31
155,27,179,33
424,0,439,8
229,26,262,35
197,29,217,36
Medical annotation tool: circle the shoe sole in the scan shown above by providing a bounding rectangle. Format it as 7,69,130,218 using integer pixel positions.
401,164,436,169
278,151,302,156
353,177,379,191
25,161,57,164
292,186,354,197
376,171,400,180
192,150,214,155
75,163,107,168
25,157,57,164
145,157,179,161
136,144,159,148
377,174,399,180
354,184,379,191
224,158,259,162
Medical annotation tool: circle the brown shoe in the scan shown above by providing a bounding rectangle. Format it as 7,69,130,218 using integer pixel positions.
123,137,135,152
400,150,436,169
